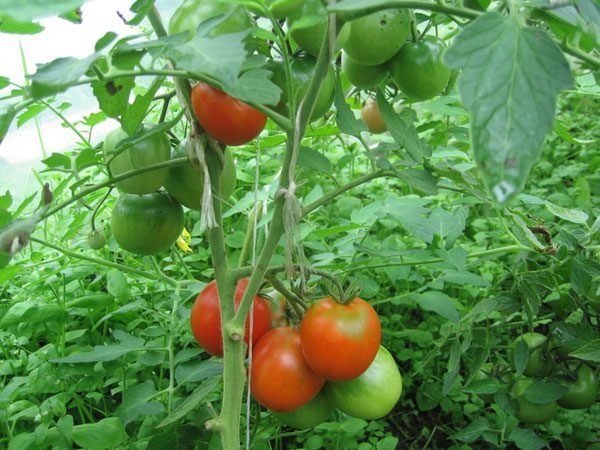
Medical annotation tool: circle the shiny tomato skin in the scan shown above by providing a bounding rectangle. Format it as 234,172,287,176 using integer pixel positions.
250,327,325,412
189,278,272,357
272,389,334,429
300,297,381,381
191,82,267,146
558,364,598,409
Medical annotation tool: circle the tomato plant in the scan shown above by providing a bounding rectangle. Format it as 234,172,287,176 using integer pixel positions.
102,127,170,195
343,9,412,66
361,100,387,134
191,82,267,146
326,346,402,420
110,192,184,255
558,364,598,409
164,143,236,211
515,332,552,377
300,296,381,381
168,0,251,39
512,379,558,424
86,230,106,250
272,390,334,429
388,36,452,101
189,278,271,357
271,55,335,121
251,327,324,412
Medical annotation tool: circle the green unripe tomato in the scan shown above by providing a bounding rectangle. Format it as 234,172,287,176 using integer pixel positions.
164,143,236,211
515,332,552,377
168,0,251,39
103,127,170,195
271,55,335,121
288,0,350,57
327,345,402,420
273,390,334,429
388,36,452,101
343,9,412,66
341,52,388,89
111,192,184,255
511,378,558,424
558,365,598,409
87,230,106,250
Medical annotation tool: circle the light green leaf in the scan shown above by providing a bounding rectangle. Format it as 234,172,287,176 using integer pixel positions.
72,418,127,450
117,380,165,424
545,202,589,224
0,301,63,328
157,377,220,428
569,340,600,362
0,0,87,22
412,291,460,323
334,75,366,137
30,53,99,98
509,428,546,450
0,103,17,145
223,68,281,106
444,12,573,204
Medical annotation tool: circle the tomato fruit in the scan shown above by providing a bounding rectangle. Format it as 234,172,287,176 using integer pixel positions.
111,192,184,255
251,327,324,412
103,127,170,195
86,230,106,250
327,345,402,419
251,0,302,18
558,365,598,409
190,278,271,357
343,9,412,66
191,82,267,146
514,332,552,377
168,0,251,39
164,143,236,211
288,0,350,57
361,100,387,134
389,36,451,101
300,296,381,381
270,55,335,121
272,390,334,429
341,51,387,89
511,378,558,424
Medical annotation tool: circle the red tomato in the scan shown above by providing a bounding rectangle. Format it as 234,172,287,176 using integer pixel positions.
250,327,325,412
300,297,381,381
189,278,272,356
191,82,267,146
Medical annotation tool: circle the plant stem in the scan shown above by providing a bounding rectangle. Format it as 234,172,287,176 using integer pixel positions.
330,1,482,21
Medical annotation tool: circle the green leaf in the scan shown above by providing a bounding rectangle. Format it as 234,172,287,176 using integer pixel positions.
117,380,165,424
174,359,223,385
0,301,63,328
16,103,46,127
464,379,501,395
451,417,490,443
91,59,135,119
72,418,127,450
52,332,144,363
223,68,281,106
523,381,566,403
0,103,17,144
545,202,589,224
569,340,600,362
396,169,439,195
514,339,529,375
376,89,428,163
107,269,131,302
444,12,573,204
121,76,164,136
157,377,220,428
508,428,546,450
334,75,366,137
0,0,87,22
30,53,99,98
297,146,331,174
412,291,460,322
128,0,155,26
67,294,114,309
0,17,44,34
442,270,490,287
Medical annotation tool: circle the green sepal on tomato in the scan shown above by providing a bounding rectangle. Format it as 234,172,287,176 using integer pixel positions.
300,296,381,381
102,126,170,195
111,192,184,255
270,55,335,121
191,82,267,146
343,9,412,66
287,0,350,57
388,36,452,101
326,345,402,420
511,378,558,424
251,327,324,412
164,142,236,211
557,364,598,409
168,0,251,39
272,390,334,429
189,278,271,357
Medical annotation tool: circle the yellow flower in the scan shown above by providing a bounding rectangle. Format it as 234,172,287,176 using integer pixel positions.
176,227,192,253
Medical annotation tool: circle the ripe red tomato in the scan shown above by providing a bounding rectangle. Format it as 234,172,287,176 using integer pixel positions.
189,278,271,357
250,327,325,412
191,82,266,146
300,297,381,381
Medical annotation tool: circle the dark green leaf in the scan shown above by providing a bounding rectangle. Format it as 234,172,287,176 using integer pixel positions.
569,340,600,362
444,12,573,204
117,380,165,424
509,428,546,450
334,75,366,137
464,379,501,395
297,146,331,174
157,377,220,428
412,291,460,323
514,339,528,375
396,169,439,195
451,417,490,443
523,381,566,403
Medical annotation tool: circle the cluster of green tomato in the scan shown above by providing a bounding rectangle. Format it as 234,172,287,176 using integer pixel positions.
500,332,599,426
190,279,403,430
92,128,236,255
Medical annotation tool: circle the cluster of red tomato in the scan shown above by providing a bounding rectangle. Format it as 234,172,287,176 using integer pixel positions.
189,279,403,429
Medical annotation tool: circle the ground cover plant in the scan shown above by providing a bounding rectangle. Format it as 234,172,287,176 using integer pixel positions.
0,0,599,449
